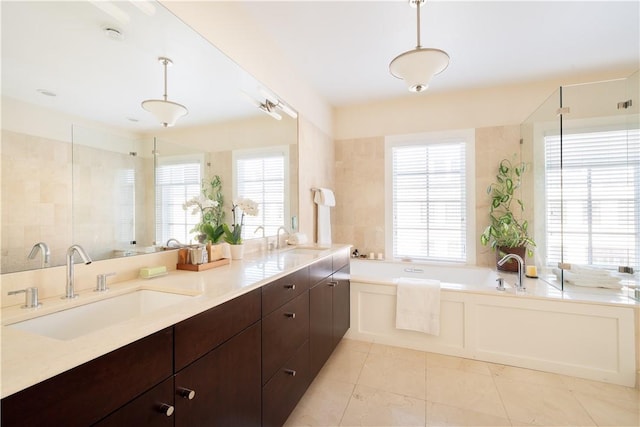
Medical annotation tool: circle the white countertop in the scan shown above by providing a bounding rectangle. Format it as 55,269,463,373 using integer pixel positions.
1,245,350,399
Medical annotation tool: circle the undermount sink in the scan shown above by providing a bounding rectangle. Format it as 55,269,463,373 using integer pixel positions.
7,290,197,341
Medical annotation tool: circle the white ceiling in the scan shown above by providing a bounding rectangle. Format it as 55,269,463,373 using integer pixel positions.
2,1,638,133
242,0,640,105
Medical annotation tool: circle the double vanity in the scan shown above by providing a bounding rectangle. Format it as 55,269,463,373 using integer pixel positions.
1,245,351,426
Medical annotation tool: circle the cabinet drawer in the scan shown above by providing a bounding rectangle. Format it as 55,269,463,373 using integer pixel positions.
94,377,175,427
262,291,309,384
1,328,173,427
262,340,310,427
174,288,261,371
309,256,333,285
262,267,309,315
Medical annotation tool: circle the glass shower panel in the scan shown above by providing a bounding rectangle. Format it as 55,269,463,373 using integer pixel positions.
557,76,639,298
520,88,562,290
72,126,155,261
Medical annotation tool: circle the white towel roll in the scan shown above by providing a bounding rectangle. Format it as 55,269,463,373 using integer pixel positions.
313,188,336,207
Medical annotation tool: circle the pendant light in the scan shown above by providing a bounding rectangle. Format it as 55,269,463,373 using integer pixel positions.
389,0,449,92
142,57,188,127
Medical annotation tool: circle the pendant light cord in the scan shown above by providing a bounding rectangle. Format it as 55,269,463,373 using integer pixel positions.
416,0,422,48
162,58,168,101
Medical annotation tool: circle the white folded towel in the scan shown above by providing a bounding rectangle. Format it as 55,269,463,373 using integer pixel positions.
395,277,441,336
313,188,336,207
553,268,622,289
287,232,308,245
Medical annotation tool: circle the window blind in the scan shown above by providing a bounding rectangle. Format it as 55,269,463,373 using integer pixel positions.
155,160,201,244
545,128,640,269
235,152,286,239
391,142,467,262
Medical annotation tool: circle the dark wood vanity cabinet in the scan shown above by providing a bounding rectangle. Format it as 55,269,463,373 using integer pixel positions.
173,288,262,427
1,327,174,427
174,322,262,427
261,267,311,427
1,252,350,427
310,251,351,377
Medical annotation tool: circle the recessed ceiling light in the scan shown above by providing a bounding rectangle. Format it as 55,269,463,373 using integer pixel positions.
36,89,56,97
103,27,124,41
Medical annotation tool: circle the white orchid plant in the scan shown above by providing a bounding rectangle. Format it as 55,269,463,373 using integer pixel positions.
182,175,225,243
222,197,259,245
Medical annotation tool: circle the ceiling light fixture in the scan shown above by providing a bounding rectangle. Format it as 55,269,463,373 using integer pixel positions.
260,100,282,121
259,88,298,119
242,90,297,121
389,0,449,92
141,57,188,127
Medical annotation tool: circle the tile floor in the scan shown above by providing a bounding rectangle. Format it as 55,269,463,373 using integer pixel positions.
284,339,640,427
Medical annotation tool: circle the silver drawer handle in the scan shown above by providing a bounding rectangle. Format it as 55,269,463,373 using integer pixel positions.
284,369,297,376
158,403,174,417
178,387,196,400
285,284,296,290
284,312,296,319
328,281,338,287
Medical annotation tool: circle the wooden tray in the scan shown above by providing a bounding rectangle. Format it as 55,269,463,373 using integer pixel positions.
177,258,230,271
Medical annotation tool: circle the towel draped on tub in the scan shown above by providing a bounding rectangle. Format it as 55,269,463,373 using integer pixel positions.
395,277,441,336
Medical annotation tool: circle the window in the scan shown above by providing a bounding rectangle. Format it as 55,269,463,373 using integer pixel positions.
386,130,475,263
155,156,203,244
233,147,289,239
544,128,640,269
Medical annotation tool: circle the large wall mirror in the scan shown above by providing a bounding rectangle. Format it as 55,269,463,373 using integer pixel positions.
1,1,298,273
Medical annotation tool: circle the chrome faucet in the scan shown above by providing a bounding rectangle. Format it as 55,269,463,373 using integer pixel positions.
498,253,525,291
64,245,92,299
28,242,50,268
254,226,267,251
165,238,183,248
276,226,289,249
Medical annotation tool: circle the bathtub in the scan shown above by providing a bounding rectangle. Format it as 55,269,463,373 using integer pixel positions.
346,259,637,387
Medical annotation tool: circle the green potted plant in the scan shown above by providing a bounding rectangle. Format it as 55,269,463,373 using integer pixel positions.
223,197,259,259
480,158,535,271
183,175,226,261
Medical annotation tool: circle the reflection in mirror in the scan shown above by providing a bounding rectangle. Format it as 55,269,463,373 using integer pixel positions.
72,126,156,262
154,113,298,246
1,1,298,273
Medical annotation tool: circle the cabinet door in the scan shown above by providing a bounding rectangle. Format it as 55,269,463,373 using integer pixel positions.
94,377,175,427
332,266,351,347
1,328,173,427
309,279,334,377
174,322,261,427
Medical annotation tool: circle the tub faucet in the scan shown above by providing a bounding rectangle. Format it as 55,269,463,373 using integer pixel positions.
276,226,289,249
28,242,50,268
498,253,525,291
64,245,92,299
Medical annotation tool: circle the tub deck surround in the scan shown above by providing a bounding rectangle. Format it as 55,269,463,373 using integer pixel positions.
348,259,638,388
0,244,350,399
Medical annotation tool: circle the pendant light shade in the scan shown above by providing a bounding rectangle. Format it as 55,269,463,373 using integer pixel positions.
389,0,449,92
142,57,188,127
